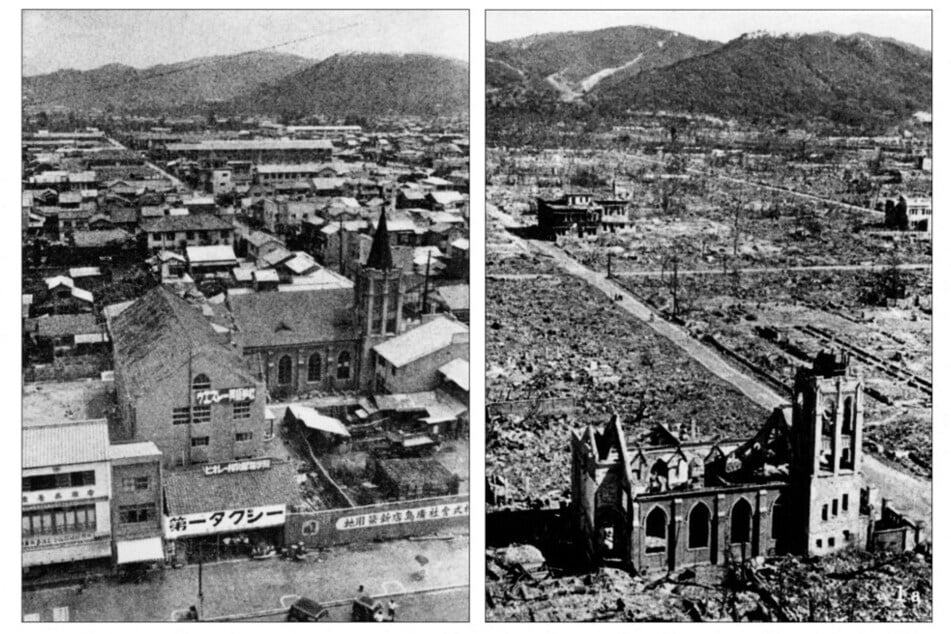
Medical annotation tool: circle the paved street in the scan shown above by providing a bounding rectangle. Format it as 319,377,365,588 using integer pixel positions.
238,586,469,621
23,533,468,622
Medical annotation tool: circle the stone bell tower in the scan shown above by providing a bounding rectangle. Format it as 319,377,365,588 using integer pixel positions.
353,209,405,390
789,351,868,556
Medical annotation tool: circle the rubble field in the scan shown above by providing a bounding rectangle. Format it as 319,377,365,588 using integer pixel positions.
487,274,766,504
486,547,932,622
618,269,932,478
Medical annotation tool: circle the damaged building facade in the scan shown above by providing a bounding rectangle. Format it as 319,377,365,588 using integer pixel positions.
571,352,896,573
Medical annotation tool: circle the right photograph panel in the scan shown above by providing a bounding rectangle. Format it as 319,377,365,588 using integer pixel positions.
485,9,932,622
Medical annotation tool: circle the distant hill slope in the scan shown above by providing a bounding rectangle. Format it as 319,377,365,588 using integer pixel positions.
487,25,720,101
233,53,469,118
23,52,312,114
591,32,932,126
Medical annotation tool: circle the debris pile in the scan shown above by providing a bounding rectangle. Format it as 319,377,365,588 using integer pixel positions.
487,550,932,622
755,550,933,621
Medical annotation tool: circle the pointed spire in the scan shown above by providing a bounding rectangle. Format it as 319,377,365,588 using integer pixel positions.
366,208,393,271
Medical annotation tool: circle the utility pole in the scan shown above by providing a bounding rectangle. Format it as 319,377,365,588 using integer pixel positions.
421,251,432,315
338,218,345,276
197,551,205,621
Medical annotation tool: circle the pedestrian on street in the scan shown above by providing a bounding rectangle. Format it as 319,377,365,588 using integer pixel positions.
357,584,365,597
387,599,398,621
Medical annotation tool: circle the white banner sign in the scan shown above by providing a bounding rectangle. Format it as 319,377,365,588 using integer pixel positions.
194,387,256,406
335,501,468,531
164,504,286,539
203,459,271,477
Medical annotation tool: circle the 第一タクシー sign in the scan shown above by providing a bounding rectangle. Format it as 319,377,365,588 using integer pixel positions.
164,504,286,538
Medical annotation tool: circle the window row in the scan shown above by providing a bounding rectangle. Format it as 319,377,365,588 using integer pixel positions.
189,432,253,447
22,504,97,537
121,476,151,492
23,470,96,492
644,497,781,553
119,504,157,525
172,403,249,425
277,351,351,385
821,494,849,521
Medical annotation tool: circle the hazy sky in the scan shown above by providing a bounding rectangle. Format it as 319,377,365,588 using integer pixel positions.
23,10,469,76
486,10,931,50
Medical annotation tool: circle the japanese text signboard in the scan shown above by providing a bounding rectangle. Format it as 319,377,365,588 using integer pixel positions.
334,501,469,531
194,387,256,406
164,504,286,539
203,459,271,477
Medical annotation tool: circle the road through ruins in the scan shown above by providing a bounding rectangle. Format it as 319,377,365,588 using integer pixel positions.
489,203,931,538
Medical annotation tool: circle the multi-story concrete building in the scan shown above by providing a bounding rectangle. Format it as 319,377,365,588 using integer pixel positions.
22,420,164,571
109,286,269,469
141,214,234,252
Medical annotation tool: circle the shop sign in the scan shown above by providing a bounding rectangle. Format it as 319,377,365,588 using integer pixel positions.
335,501,468,531
164,504,286,539
194,387,256,406
22,532,97,551
203,458,271,477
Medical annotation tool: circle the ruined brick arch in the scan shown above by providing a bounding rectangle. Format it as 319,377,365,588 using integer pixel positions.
769,495,784,537
729,497,753,544
842,396,854,433
687,501,711,549
644,505,668,554
769,494,794,554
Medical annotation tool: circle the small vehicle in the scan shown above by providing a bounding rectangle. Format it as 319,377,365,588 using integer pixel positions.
352,595,388,622
287,597,328,622
251,542,276,560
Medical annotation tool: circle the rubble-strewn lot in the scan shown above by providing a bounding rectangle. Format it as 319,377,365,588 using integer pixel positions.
487,274,766,502
486,548,932,622
617,269,932,477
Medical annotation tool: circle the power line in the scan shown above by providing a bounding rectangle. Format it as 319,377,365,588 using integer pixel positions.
82,21,363,92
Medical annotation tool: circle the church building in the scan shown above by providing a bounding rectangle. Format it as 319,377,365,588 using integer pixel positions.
570,352,882,573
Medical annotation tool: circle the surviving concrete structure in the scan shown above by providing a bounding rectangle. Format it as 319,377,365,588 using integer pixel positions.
570,352,880,573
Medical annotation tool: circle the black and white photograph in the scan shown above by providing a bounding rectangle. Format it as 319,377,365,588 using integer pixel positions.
20,9,469,622
486,9,932,622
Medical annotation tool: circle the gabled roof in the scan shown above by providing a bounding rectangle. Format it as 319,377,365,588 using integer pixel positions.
24,419,110,469
438,359,469,392
373,316,468,368
163,460,301,516
186,245,238,264
229,288,355,349
110,286,253,396
34,313,101,338
141,214,232,233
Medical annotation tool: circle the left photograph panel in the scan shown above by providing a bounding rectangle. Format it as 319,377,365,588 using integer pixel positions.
21,9,470,622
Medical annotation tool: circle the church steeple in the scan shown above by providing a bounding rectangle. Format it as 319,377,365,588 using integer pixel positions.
366,209,393,271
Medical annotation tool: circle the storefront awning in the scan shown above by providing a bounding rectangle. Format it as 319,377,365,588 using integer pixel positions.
115,537,164,564
287,404,350,437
